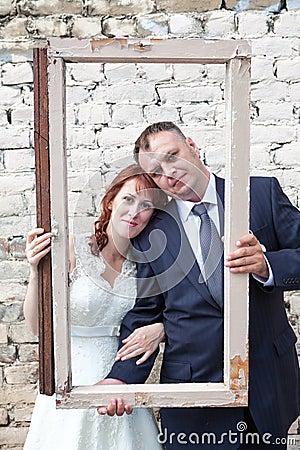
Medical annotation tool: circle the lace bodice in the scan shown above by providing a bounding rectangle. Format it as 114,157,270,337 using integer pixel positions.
69,234,137,328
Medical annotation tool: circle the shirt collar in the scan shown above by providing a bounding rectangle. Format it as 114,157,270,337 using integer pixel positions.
176,174,217,223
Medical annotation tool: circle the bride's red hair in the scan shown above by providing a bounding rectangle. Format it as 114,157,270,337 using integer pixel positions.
91,164,167,255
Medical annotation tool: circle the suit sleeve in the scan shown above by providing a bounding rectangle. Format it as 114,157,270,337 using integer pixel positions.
107,239,165,384
265,177,300,290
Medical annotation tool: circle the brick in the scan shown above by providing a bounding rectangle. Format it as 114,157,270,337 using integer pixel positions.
205,11,235,37
251,57,274,82
0,324,8,344
26,16,69,37
0,18,28,39
0,127,29,149
1,302,24,322
290,295,300,316
5,363,38,384
67,148,96,171
66,85,91,104
0,86,21,107
251,125,295,145
255,101,293,123
275,58,300,82
67,63,105,84
102,17,136,38
0,345,17,364
251,37,298,58
71,17,104,38
158,85,222,104
287,435,300,450
0,426,29,445
11,105,34,124
18,344,38,363
18,0,83,16
169,14,200,35
137,13,169,36
0,261,29,282
100,83,156,105
105,63,136,84
0,238,9,260
274,11,300,37
137,63,172,83
0,282,27,303
251,81,288,102
0,107,9,126
67,127,96,148
205,145,226,168
97,126,144,148
0,216,32,238
281,171,300,195
0,0,16,16
4,148,35,172
237,11,268,37
88,0,155,15
66,172,90,192
173,64,207,82
290,83,300,102
9,323,38,344
68,192,95,217
226,0,276,8
250,144,272,168
273,143,300,167
0,194,27,218
71,215,95,235
77,103,111,126
1,384,37,404
156,0,221,13
2,63,33,85
181,104,218,125
12,238,28,265
10,405,33,422
144,105,180,123
0,407,8,425
111,105,143,126
181,126,225,149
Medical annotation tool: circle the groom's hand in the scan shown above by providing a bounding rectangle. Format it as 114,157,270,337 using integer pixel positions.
96,378,133,416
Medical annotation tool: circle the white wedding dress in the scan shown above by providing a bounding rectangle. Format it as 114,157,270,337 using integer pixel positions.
24,235,163,450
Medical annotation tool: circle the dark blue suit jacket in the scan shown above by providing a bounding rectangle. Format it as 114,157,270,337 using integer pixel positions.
108,177,300,444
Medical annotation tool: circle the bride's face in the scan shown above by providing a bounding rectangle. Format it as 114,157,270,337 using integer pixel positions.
109,178,155,240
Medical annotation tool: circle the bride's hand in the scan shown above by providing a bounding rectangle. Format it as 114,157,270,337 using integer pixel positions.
115,323,165,365
25,228,52,268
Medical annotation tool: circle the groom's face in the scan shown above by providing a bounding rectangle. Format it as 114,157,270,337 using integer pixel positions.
138,131,207,202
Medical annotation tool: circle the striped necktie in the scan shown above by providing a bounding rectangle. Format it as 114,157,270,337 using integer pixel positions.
192,203,223,308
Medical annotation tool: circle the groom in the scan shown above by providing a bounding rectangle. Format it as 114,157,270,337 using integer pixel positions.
99,122,300,449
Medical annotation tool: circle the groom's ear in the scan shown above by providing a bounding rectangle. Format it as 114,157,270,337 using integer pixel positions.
186,137,200,157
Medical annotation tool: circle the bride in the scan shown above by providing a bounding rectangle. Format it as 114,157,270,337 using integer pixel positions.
23,164,167,450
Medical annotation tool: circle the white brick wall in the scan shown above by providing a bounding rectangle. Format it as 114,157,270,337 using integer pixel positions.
0,3,299,448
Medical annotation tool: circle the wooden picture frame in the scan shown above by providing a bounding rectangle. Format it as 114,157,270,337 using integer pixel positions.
33,37,251,408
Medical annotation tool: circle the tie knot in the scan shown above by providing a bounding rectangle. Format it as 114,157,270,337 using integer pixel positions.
192,203,209,217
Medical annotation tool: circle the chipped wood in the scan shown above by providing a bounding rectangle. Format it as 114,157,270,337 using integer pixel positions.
42,38,251,408
33,47,55,396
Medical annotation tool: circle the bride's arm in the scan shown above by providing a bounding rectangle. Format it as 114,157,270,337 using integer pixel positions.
23,228,52,336
115,322,165,365
24,230,75,336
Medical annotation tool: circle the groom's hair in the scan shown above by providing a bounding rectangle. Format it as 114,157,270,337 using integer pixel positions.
134,121,186,163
